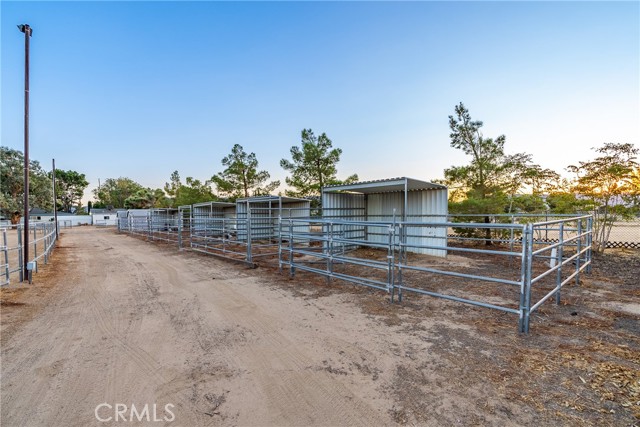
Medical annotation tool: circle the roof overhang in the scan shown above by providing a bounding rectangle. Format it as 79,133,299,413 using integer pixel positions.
236,196,310,204
322,177,446,194
191,201,236,209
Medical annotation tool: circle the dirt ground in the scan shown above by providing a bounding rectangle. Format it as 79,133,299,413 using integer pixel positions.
1,227,638,427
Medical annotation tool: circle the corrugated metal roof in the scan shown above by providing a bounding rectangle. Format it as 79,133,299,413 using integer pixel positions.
90,208,121,214
322,177,446,194
236,195,310,204
191,201,235,208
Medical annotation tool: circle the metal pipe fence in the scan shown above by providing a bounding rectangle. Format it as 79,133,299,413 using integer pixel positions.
1,222,58,286
118,206,315,265
279,214,593,334
116,207,593,333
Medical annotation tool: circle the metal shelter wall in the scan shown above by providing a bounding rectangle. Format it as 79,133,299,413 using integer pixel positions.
235,196,311,242
321,178,448,256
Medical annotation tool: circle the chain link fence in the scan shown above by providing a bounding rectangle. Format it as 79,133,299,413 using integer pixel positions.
607,220,640,249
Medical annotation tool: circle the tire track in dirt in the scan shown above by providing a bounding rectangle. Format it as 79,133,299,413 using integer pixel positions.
157,259,387,426
82,236,207,426
1,242,93,426
2,228,396,426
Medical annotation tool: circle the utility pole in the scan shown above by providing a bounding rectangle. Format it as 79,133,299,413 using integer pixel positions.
18,24,32,282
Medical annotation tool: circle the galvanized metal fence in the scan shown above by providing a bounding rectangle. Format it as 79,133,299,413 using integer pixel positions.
119,206,311,265
117,208,592,333
278,214,593,334
1,222,58,286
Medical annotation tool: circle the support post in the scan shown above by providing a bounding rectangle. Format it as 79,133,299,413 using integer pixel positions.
586,216,593,274
52,158,58,239
177,209,183,250
390,209,397,303
523,224,534,333
246,205,252,263
277,216,282,273
17,226,24,282
289,220,295,277
387,223,394,300
327,222,333,284
33,224,37,262
3,229,9,284
518,224,530,333
575,219,582,285
555,222,564,305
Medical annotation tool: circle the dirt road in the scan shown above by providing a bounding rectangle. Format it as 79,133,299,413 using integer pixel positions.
1,227,400,426
2,227,638,426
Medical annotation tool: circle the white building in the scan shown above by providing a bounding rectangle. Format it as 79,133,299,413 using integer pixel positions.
90,208,123,226
322,177,449,256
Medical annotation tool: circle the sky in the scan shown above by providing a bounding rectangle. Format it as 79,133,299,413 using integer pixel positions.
2,1,639,205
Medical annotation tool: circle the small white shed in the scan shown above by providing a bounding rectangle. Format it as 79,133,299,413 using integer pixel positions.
322,177,448,256
90,209,121,226
235,195,311,241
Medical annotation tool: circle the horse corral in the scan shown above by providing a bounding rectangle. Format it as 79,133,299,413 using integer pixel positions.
117,194,593,334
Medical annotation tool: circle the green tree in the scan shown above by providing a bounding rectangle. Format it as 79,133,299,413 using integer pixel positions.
164,170,181,201
567,143,639,253
52,169,89,213
444,103,509,205
162,171,215,207
545,193,590,214
124,188,157,209
280,129,358,202
211,144,279,200
444,103,540,243
625,168,640,209
174,177,216,206
93,177,144,208
1,146,53,223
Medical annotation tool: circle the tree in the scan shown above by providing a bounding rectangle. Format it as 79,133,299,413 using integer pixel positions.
124,188,165,209
52,169,89,213
280,129,358,202
93,177,144,208
174,177,216,206
444,103,509,205
444,103,540,243
1,146,53,223
567,143,639,253
211,144,279,200
162,171,216,207
625,167,640,209
164,170,181,201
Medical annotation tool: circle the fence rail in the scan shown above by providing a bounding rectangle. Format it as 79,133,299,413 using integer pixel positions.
279,215,593,334
117,209,593,334
1,222,58,286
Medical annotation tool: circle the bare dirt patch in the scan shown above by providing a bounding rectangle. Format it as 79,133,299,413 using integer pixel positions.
2,228,638,426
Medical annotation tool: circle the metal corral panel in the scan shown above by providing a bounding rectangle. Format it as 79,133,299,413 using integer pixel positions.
367,190,448,256
321,192,366,251
126,209,150,218
192,202,236,234
236,196,311,242
125,209,150,232
117,210,128,230
150,209,179,230
192,202,235,218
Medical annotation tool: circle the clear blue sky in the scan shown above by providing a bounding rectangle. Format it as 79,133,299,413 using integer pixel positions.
2,1,638,203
